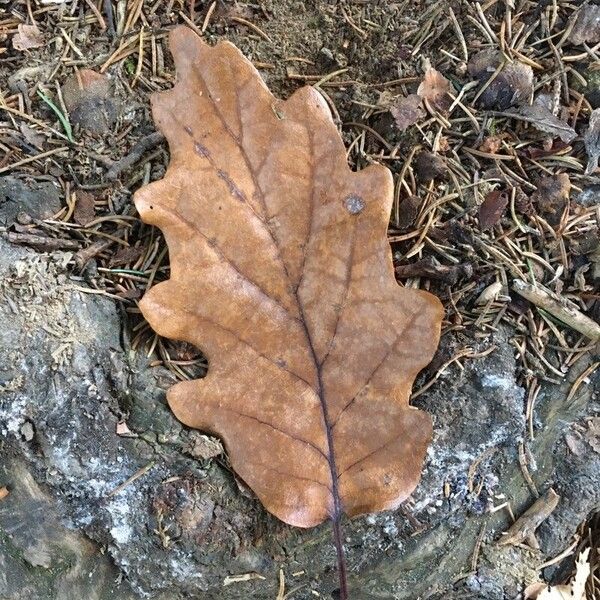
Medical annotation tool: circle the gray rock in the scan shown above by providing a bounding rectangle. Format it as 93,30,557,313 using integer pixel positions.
0,176,62,227
0,238,598,599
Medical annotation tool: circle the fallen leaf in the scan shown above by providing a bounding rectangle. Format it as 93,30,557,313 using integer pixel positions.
479,190,509,230
73,190,96,225
62,69,118,135
0,487,8,501
390,94,424,131
584,108,600,174
568,4,600,45
414,151,446,182
525,140,570,160
584,416,600,453
532,174,571,224
109,245,144,267
516,104,577,144
533,549,591,599
19,123,45,149
514,186,534,215
134,27,444,528
468,50,533,109
12,24,44,51
396,194,421,229
417,68,453,114
525,583,549,599
565,432,585,457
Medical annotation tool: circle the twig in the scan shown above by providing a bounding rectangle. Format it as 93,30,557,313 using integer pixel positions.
498,488,560,548
395,256,473,284
107,132,165,180
512,279,600,341
106,461,155,498
3,231,80,251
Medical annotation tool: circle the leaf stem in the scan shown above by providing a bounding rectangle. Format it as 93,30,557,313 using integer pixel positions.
332,515,348,599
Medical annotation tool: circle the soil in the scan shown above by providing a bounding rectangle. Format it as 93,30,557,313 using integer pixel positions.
1,1,599,599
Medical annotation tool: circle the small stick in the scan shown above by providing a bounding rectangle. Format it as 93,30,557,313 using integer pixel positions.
512,279,600,341
498,488,560,547
229,16,273,43
106,461,155,498
3,231,80,251
395,257,473,285
107,132,165,180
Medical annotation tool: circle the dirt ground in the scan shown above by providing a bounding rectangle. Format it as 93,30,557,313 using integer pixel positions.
1,0,599,599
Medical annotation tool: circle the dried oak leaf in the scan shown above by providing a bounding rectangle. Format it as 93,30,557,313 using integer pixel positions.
417,68,453,114
134,27,443,528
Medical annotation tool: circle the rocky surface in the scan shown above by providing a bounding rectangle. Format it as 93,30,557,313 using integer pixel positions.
0,238,598,599
0,176,62,227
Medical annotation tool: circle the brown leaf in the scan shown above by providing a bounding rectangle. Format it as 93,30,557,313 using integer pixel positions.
134,27,444,528
397,194,421,229
390,94,424,131
108,245,144,267
12,24,44,51
73,190,96,225
414,151,446,182
532,174,571,224
479,190,509,230
569,4,600,45
417,68,453,114
0,487,8,501
62,69,118,135
468,50,533,109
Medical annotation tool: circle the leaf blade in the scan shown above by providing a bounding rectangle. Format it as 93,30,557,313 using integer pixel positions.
135,26,443,528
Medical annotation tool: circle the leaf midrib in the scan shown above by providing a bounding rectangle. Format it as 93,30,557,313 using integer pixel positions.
192,55,345,513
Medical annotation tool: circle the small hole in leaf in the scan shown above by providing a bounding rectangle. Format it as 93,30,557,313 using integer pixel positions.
344,195,364,215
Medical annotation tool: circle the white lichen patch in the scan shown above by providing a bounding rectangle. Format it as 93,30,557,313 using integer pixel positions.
108,495,134,545
480,373,516,391
0,396,27,436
